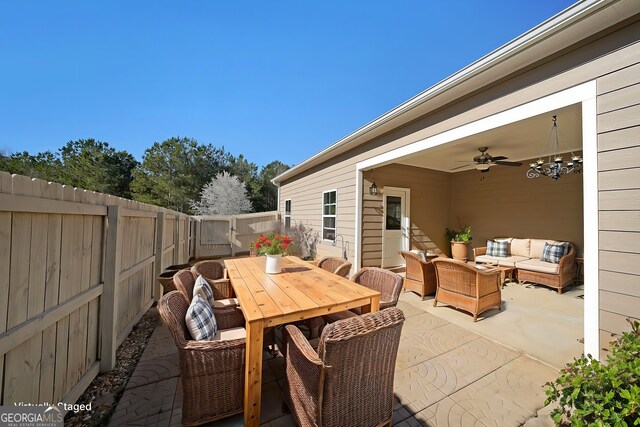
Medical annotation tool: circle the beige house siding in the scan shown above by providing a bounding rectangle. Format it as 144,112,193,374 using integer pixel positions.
279,17,640,350
359,165,451,267
596,56,640,358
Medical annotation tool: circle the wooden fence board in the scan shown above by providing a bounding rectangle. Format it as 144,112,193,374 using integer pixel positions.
0,212,10,404
8,213,32,328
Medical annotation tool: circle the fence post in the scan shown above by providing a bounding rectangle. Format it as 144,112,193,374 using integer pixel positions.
154,212,165,301
230,216,236,257
174,215,180,265
101,205,121,372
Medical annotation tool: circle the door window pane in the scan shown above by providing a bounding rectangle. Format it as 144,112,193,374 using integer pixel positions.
386,196,402,230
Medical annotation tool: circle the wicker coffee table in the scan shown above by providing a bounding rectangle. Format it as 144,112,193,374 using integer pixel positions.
476,263,515,286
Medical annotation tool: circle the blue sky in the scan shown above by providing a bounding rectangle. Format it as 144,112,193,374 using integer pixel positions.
0,1,576,167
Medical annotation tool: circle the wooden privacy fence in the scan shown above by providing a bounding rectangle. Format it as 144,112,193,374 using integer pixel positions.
0,172,195,406
193,211,280,259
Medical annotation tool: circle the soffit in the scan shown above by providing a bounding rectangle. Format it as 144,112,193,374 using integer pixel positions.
396,103,582,172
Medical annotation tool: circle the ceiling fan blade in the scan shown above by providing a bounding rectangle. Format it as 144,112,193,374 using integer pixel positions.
451,163,472,171
490,156,508,161
495,160,523,166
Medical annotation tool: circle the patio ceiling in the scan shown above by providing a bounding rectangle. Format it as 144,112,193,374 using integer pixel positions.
396,103,582,173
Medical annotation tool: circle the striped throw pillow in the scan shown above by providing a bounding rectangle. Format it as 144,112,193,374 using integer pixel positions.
486,240,496,256
493,240,508,257
185,294,217,341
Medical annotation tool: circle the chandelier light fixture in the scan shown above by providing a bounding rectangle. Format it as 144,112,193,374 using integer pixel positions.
526,115,583,181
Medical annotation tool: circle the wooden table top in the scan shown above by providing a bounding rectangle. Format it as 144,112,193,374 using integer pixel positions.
224,256,380,327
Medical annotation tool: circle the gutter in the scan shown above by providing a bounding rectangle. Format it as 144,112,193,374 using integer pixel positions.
272,0,614,185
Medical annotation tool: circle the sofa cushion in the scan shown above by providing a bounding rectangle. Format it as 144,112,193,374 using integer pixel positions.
530,239,557,259
540,242,569,264
496,256,530,268
511,239,531,257
516,259,560,275
475,254,501,264
213,298,240,308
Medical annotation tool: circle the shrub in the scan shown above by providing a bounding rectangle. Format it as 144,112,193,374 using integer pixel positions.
545,320,640,426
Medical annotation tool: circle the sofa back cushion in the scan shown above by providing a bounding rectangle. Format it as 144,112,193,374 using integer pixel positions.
530,239,557,259
510,238,531,257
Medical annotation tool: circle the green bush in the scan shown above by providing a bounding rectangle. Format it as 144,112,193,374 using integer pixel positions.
446,225,472,242
545,320,640,426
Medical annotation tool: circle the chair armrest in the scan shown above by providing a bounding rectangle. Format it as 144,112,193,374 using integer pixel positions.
214,306,245,330
283,325,323,416
473,247,487,257
558,253,576,273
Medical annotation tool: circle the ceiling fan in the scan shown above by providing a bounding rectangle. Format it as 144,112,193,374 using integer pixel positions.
451,147,523,173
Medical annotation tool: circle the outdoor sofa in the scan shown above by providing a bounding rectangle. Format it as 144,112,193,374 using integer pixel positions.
473,238,577,293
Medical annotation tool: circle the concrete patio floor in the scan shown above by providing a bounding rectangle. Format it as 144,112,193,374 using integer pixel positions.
108,282,577,426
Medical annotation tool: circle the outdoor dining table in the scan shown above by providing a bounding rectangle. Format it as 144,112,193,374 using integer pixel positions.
224,255,381,427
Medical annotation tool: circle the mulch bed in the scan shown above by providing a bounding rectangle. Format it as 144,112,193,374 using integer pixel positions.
64,306,159,426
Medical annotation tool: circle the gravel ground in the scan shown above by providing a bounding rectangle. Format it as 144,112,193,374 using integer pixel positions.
64,306,159,426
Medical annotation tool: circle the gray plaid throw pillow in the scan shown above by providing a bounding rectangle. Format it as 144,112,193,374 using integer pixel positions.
194,275,215,307
493,240,508,257
486,240,496,256
541,242,569,264
185,294,218,341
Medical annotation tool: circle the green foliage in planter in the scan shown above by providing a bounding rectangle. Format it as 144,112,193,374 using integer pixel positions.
446,225,472,242
545,320,640,426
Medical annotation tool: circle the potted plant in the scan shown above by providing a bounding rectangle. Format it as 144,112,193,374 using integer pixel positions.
446,224,472,261
252,233,292,274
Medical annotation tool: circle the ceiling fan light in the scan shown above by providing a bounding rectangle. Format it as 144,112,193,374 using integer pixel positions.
476,164,490,171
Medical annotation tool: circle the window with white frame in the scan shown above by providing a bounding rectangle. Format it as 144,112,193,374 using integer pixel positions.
322,190,336,241
284,199,291,230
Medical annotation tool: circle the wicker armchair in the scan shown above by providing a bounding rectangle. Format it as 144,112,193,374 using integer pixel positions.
158,291,245,426
174,269,276,351
317,256,352,278
432,258,502,321
323,267,403,324
400,251,438,299
284,307,405,427
191,260,234,299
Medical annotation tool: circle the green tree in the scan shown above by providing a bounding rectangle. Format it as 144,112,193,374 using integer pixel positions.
59,139,138,198
252,160,289,212
0,150,63,181
131,137,231,212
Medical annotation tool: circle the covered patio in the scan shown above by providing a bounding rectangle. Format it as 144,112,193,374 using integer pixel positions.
109,287,562,427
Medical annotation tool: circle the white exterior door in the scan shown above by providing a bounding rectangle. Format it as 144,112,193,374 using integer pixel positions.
382,187,410,268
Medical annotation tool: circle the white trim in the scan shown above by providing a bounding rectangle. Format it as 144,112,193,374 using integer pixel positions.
381,187,411,268
354,172,363,269
355,80,599,358
321,189,337,243
273,0,616,185
581,85,599,358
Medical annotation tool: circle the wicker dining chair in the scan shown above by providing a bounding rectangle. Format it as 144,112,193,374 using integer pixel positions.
158,291,245,426
400,251,438,299
432,258,502,321
283,307,405,427
317,256,352,278
174,269,277,352
191,260,234,299
323,267,404,324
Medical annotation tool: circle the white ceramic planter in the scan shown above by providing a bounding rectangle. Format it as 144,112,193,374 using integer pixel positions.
265,254,282,274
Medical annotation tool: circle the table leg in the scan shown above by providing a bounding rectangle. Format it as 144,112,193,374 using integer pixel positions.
244,319,264,427
360,294,381,314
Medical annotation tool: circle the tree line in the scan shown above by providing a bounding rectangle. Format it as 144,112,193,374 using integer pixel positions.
0,137,289,214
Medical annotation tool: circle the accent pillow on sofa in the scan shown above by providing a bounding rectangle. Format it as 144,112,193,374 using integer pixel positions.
540,242,569,264
193,275,215,307
185,294,218,341
486,240,508,257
